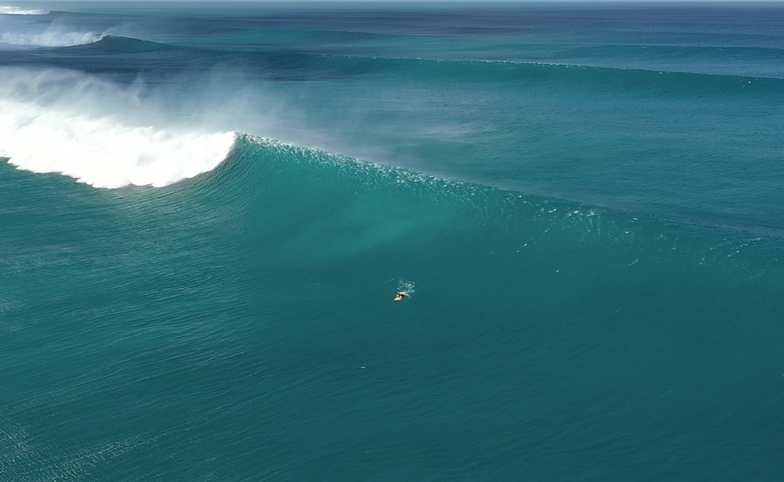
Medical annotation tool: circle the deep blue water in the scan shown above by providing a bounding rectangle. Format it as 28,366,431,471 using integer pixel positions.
1,3,783,480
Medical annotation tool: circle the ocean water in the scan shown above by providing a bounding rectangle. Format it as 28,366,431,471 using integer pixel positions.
1,2,783,480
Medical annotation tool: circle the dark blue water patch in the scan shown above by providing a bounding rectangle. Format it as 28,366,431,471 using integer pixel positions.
12,40,784,99
107,2,784,39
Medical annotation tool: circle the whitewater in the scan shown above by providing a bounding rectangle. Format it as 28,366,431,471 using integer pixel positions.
0,67,235,188
0,5,48,15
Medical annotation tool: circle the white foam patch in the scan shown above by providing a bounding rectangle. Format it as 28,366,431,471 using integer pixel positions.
0,101,236,188
0,5,48,15
0,68,236,189
1,30,103,47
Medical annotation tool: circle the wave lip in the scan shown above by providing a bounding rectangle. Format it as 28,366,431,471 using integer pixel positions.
0,5,48,15
0,100,237,189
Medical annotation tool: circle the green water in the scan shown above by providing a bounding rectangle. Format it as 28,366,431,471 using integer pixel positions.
2,3,784,480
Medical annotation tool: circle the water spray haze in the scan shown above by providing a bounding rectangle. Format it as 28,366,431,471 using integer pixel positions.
1,29,103,47
0,13,106,47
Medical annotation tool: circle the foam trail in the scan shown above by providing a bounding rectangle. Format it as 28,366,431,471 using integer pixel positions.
0,6,48,15
0,69,236,188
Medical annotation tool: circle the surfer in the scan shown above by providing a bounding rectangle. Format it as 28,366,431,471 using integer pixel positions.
394,280,414,302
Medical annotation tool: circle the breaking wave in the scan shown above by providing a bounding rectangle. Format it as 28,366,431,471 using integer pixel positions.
0,67,235,188
1,30,104,47
0,5,48,15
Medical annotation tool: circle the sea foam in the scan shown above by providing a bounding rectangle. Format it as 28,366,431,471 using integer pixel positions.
0,68,236,188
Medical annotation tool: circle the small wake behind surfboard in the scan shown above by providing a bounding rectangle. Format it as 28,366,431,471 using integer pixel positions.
394,279,415,301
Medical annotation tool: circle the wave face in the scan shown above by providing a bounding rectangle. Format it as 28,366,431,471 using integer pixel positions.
2,4,784,481
3,133,783,480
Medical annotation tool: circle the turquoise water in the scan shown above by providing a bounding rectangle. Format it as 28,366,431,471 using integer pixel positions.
1,3,784,480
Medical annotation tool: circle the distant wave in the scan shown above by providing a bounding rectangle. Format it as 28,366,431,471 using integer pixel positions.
1,30,104,47
302,52,784,93
69,35,178,53
0,31,176,50
0,68,235,188
178,48,783,92
0,5,48,15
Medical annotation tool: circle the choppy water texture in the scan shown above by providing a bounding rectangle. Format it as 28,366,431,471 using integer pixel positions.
1,2,783,480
